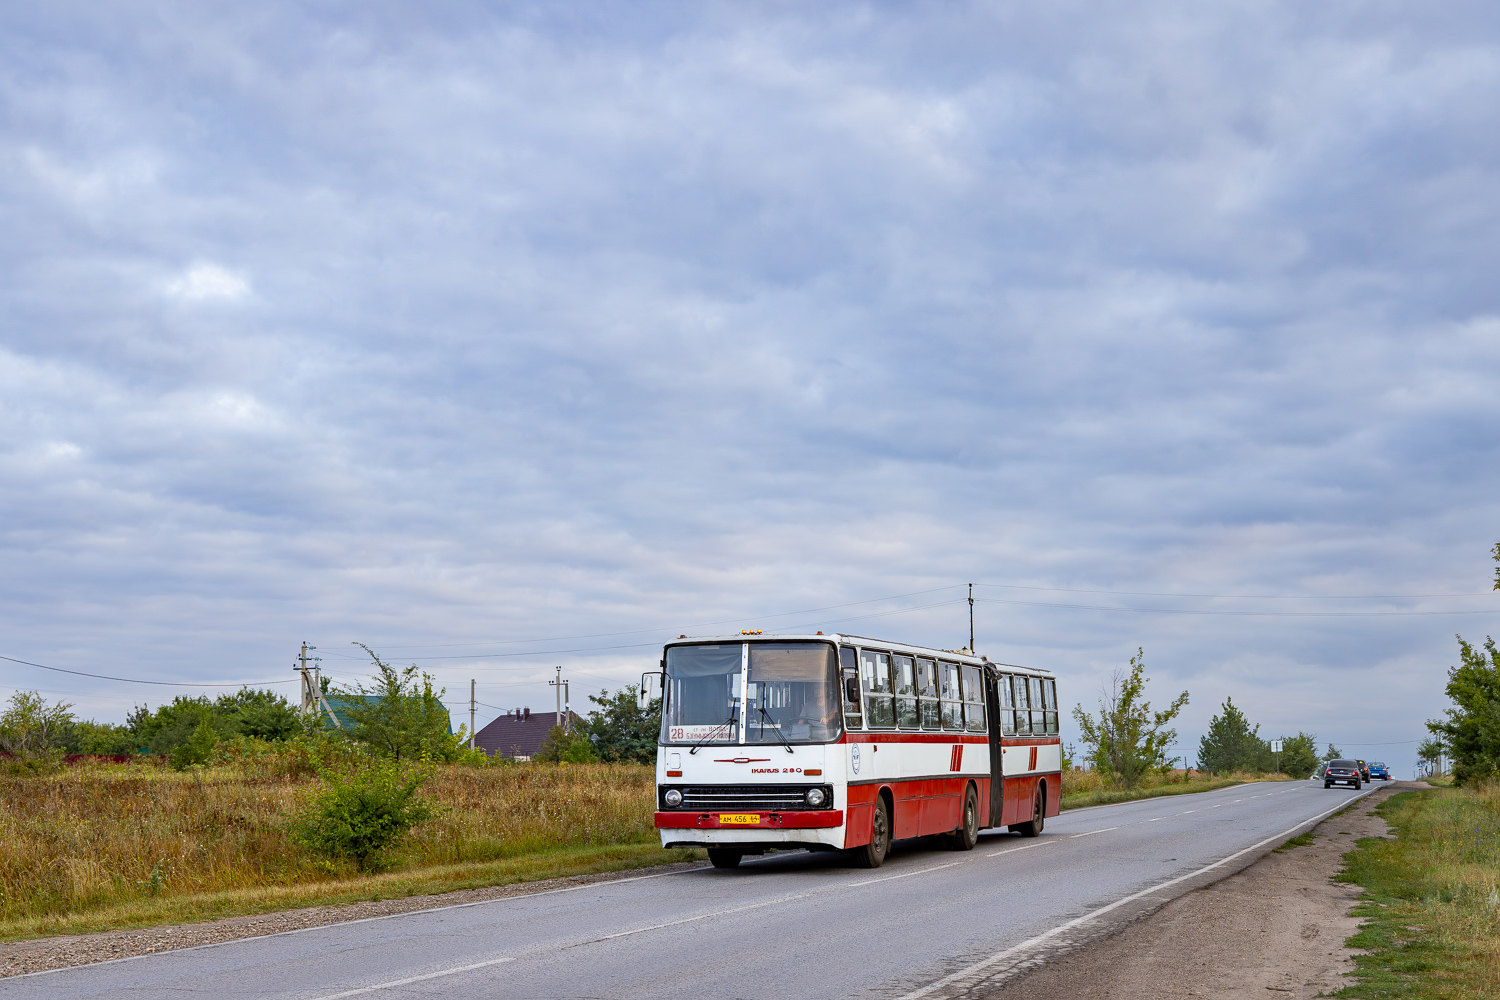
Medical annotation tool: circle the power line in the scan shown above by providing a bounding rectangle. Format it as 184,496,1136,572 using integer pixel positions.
977,583,1495,600
975,598,1499,618
0,654,298,688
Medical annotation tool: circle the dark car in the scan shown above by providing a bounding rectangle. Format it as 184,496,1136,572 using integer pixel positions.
1368,762,1391,780
1356,759,1371,781
1323,759,1362,789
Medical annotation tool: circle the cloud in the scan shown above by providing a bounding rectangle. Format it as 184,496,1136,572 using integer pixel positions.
162,263,251,303
0,2,1498,761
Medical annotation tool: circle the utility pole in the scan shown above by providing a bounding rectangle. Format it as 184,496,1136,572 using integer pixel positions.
968,583,975,653
549,666,570,732
469,679,476,750
294,642,341,729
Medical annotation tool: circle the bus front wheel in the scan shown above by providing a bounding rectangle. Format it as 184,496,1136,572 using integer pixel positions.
850,796,891,869
707,849,742,869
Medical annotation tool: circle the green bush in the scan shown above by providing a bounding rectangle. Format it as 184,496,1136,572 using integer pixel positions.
288,763,438,870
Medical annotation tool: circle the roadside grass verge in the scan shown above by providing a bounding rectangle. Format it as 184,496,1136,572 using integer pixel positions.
0,760,697,941
0,843,700,941
1059,769,1290,810
1274,830,1317,853
1334,786,1500,999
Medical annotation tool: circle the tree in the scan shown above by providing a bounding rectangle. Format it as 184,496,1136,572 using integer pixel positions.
581,685,660,764
59,719,140,756
1198,697,1263,774
1427,634,1500,784
1325,742,1344,761
340,644,459,761
1072,649,1189,788
1271,731,1319,778
535,726,598,763
213,689,300,741
0,691,74,773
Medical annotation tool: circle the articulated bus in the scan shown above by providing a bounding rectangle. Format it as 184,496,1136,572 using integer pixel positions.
650,632,1062,869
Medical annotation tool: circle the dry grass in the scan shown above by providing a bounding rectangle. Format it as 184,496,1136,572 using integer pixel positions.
1060,768,1291,809
0,759,678,937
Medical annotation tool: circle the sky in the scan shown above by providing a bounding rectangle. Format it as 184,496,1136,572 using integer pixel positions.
3,1,1499,773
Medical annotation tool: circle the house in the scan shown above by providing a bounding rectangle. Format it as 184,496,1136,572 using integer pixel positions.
473,708,581,760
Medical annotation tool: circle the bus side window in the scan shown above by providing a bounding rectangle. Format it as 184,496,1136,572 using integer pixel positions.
962,664,986,732
840,647,863,730
916,658,940,730
1043,678,1059,734
860,649,895,728
999,673,1016,735
939,662,963,730
1029,677,1044,733
893,655,918,729
1012,676,1031,734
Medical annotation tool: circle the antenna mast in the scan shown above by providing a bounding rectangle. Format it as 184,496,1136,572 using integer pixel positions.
968,583,975,653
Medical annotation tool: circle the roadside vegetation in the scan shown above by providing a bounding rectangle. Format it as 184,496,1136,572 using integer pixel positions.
1067,647,1313,805
0,645,684,941
1335,785,1500,999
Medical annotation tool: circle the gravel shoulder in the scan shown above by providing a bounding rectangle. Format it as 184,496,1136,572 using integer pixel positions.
981,781,1419,1000
0,860,708,979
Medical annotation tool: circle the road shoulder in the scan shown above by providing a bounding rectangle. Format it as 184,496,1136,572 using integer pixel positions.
0,859,708,979
980,782,1416,1000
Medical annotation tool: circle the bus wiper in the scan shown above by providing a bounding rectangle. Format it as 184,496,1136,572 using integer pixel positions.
688,711,737,755
758,706,794,754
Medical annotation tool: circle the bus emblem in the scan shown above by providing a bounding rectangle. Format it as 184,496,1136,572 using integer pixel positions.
851,743,861,774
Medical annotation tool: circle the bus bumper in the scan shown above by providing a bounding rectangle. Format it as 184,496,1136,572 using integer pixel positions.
654,810,843,829
655,811,845,850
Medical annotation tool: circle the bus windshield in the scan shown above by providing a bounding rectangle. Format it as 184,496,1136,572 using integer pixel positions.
662,642,840,745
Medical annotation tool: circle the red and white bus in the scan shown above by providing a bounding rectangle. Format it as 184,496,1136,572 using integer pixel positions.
651,632,1062,868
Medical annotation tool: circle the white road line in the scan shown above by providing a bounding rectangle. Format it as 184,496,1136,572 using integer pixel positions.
895,788,1375,1000
1148,817,1163,822
306,957,519,999
986,840,1058,858
1069,827,1118,839
848,861,966,887
1182,809,1196,814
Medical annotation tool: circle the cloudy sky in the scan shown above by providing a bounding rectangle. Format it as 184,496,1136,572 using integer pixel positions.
4,1,1499,770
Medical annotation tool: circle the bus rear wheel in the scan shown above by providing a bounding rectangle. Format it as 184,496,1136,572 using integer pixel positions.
850,796,891,869
707,849,742,869
944,785,979,851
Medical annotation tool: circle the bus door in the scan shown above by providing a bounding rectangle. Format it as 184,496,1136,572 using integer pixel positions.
984,667,1004,827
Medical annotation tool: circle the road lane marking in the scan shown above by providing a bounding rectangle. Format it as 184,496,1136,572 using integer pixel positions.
849,861,966,887
896,787,1377,1000
1181,809,1196,814
986,840,1058,858
307,957,519,999
1070,827,1118,839
1148,817,1163,822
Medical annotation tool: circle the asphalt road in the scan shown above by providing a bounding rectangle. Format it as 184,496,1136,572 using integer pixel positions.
4,779,1377,1000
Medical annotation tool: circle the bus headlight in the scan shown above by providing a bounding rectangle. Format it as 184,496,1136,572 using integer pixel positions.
663,788,683,808
805,787,826,808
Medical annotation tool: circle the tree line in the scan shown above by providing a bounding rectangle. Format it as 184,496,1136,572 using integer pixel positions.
1072,648,1334,787
1418,544,1500,784
0,646,661,772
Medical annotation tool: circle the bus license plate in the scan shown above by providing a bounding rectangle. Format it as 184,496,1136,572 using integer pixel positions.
719,814,761,825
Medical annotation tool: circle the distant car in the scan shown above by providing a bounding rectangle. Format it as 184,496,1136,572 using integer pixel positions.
1368,762,1391,780
1323,759,1362,789
1356,759,1371,781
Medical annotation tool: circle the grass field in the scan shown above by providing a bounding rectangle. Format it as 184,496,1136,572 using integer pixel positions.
0,759,697,940
0,757,1291,941
1336,784,1500,999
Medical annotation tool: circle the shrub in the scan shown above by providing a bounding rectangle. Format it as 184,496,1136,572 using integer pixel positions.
288,762,438,871
534,726,597,763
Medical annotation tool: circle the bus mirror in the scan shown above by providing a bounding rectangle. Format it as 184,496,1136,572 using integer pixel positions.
844,676,860,704
639,671,662,710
